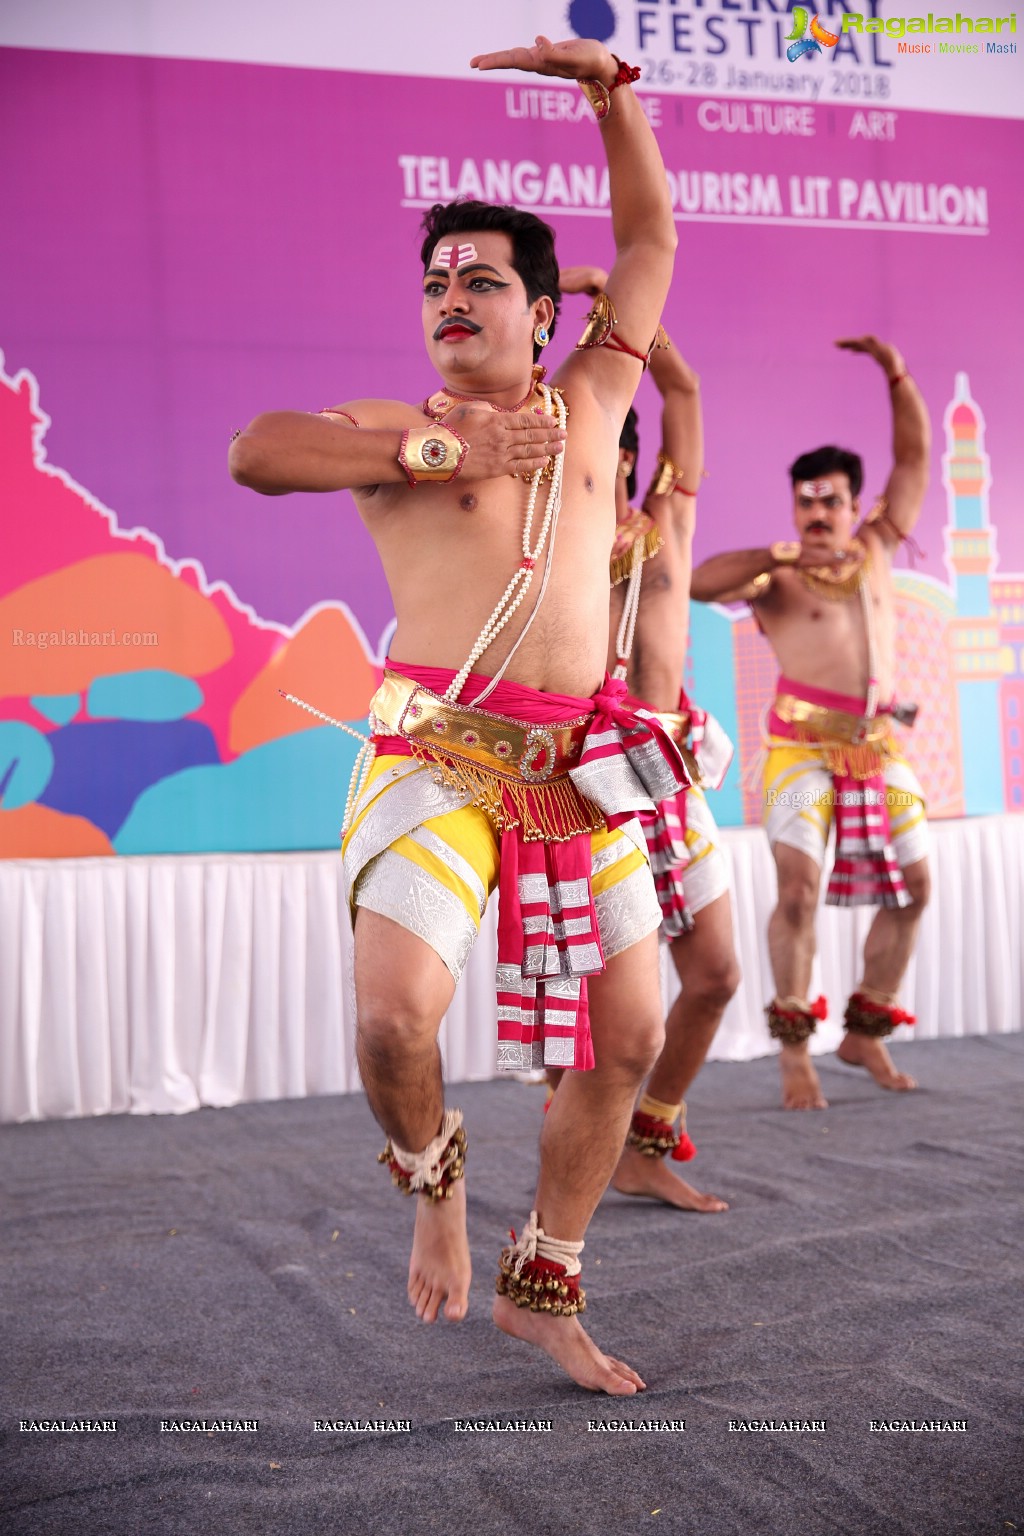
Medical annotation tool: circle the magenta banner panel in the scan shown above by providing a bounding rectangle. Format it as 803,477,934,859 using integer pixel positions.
1,24,1022,854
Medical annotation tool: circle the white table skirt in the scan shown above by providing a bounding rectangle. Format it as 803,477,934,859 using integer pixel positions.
2,814,1021,1121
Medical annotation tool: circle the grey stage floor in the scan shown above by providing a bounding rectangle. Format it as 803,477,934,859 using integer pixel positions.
2,1034,1023,1536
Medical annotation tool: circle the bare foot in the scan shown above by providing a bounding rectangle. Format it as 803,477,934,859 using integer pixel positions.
407,1179,471,1323
611,1146,728,1212
493,1295,645,1395
837,1033,917,1090
778,1044,828,1110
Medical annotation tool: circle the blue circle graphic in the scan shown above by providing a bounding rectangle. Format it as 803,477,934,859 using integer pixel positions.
567,0,617,46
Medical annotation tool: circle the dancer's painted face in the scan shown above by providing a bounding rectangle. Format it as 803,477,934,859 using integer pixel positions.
422,231,541,377
792,474,858,547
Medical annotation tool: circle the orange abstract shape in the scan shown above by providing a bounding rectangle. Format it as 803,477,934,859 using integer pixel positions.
229,606,378,754
0,554,232,696
0,803,114,857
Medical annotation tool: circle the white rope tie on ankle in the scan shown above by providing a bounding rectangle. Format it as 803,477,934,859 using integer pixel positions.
775,995,814,1014
856,984,899,1008
508,1210,584,1279
638,1091,683,1126
389,1108,464,1193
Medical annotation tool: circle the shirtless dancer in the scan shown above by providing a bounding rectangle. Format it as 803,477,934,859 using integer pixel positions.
556,265,740,1210
230,36,683,1394
691,338,931,1111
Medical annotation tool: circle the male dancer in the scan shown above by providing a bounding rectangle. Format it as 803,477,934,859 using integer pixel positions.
230,36,681,1394
691,338,931,1111
556,266,740,1211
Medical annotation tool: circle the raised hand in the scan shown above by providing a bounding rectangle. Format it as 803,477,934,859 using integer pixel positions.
471,35,615,86
836,335,905,379
442,401,566,481
558,265,609,297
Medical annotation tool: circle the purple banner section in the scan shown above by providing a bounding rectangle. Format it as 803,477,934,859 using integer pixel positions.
2,50,1021,638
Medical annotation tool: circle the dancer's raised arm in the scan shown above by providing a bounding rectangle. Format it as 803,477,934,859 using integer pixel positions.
836,336,931,551
473,36,676,422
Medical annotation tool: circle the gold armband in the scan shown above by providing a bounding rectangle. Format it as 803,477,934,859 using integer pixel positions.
576,291,660,369
577,290,615,349
648,450,687,499
770,540,801,565
398,424,469,487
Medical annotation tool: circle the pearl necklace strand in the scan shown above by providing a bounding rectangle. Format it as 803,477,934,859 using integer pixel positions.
284,382,568,829
278,689,375,836
443,382,568,705
611,531,646,681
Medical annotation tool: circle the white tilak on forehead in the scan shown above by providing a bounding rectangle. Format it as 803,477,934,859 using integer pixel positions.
436,242,478,269
801,479,835,499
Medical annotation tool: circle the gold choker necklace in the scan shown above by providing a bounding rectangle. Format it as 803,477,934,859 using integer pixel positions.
421,365,548,421
421,366,562,481
796,538,870,602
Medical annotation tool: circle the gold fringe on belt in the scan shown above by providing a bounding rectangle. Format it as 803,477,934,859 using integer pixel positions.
791,727,895,780
773,694,897,781
407,738,605,842
372,671,606,844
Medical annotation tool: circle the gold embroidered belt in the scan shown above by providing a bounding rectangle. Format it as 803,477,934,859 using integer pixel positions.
773,694,893,748
371,671,591,786
772,694,896,780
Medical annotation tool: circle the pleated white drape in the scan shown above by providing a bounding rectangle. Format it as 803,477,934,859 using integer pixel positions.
1,814,1021,1122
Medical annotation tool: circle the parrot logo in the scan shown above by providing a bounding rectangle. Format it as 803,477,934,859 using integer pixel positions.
785,7,840,61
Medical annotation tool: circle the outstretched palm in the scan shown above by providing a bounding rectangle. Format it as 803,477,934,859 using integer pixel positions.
471,35,613,84
836,335,903,376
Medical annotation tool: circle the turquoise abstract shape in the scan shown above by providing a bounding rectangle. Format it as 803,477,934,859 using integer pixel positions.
0,721,55,808
87,669,204,722
787,35,821,60
30,693,80,726
113,725,362,854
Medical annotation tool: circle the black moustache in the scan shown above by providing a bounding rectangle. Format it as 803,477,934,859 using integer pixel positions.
807,521,831,532
434,320,482,341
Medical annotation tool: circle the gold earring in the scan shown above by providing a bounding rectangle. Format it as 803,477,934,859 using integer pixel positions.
534,324,550,348
617,461,632,478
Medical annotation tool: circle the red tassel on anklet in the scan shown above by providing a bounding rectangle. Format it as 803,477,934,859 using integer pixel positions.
627,1110,677,1156
671,1131,697,1163
844,991,916,1038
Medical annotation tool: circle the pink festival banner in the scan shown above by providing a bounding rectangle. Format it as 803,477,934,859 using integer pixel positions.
0,0,1022,855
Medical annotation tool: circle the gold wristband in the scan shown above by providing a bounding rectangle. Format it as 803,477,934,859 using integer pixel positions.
578,56,641,121
770,540,801,565
578,77,612,121
398,424,469,487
